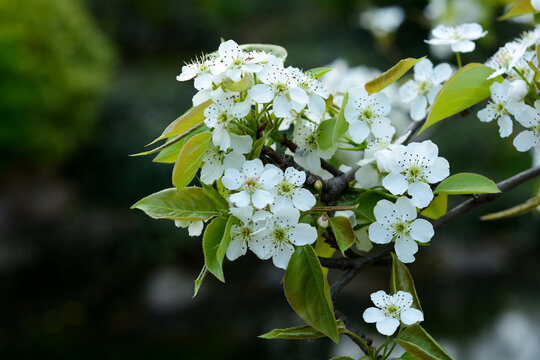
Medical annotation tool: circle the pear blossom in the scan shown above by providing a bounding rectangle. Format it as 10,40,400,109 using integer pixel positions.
517,27,540,49
270,167,316,212
211,40,268,81
485,42,526,79
531,0,540,13
200,134,253,184
222,159,282,208
287,66,330,117
174,220,204,237
293,122,335,173
508,100,540,153
477,80,518,138
363,290,424,336
255,208,317,269
226,206,270,261
176,55,216,91
344,86,393,144
425,23,487,53
381,140,450,208
360,6,405,38
399,59,452,121
369,197,434,263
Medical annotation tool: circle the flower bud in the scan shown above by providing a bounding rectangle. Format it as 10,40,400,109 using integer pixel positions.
508,79,528,102
314,180,323,190
317,215,329,228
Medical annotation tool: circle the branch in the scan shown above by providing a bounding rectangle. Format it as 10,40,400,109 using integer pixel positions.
335,309,375,357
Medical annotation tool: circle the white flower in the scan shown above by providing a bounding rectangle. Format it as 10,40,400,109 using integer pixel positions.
176,55,216,91
222,159,282,208
381,141,449,208
485,42,526,79
293,122,335,173
174,220,204,237
255,208,317,269
226,206,270,261
531,0,540,13
287,66,330,117
363,290,424,336
399,59,452,121
200,134,253,184
507,100,540,153
344,86,393,144
425,23,487,53
360,6,405,38
211,40,271,82
477,80,518,138
270,167,316,212
355,163,381,188
369,197,434,263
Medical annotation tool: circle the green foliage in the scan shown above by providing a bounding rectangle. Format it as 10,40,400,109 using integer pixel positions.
318,93,349,151
397,325,456,360
283,245,339,343
354,190,398,222
259,320,347,340
421,64,500,133
193,265,208,298
398,353,421,360
249,132,268,159
365,57,424,94
306,67,333,79
328,215,355,255
0,0,115,166
420,195,448,220
172,132,211,190
499,0,536,20
131,187,228,221
203,216,233,282
434,173,500,195
481,194,540,220
390,253,422,312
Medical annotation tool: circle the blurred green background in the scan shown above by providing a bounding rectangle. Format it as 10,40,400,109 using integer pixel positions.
0,0,539,359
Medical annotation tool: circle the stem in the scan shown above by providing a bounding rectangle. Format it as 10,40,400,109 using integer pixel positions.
512,66,533,89
456,52,462,68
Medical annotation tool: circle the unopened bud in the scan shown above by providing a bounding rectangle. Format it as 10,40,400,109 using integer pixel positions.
509,79,528,101
314,180,323,190
317,215,329,228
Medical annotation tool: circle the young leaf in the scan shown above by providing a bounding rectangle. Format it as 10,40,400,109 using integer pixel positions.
390,253,422,312
354,190,398,222
398,352,421,360
203,216,233,282
365,57,425,94
480,194,540,220
193,265,208,298
172,132,211,190
240,43,288,61
153,136,189,163
131,187,228,221
318,93,349,151
259,320,347,340
306,67,333,79
421,64,500,133
283,245,339,343
201,181,230,210
499,0,536,20
434,173,500,195
420,194,448,220
397,324,456,360
249,132,268,160
328,215,355,255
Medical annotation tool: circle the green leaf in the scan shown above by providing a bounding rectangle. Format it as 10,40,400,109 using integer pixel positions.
193,265,208,298
480,194,540,220
152,136,189,163
434,173,500,195
201,181,230,210
259,320,347,340
328,215,355,255
172,132,211,190
330,357,355,360
499,0,536,20
240,43,288,61
354,190,398,222
390,253,422,312
365,57,425,94
397,325,456,360
398,352,421,360
150,100,212,145
249,132,268,160
318,93,349,150
421,64,500,133
131,187,228,221
203,216,233,282
420,194,447,220
306,67,333,79
283,245,339,343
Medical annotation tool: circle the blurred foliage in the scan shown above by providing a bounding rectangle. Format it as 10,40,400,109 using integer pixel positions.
0,0,115,168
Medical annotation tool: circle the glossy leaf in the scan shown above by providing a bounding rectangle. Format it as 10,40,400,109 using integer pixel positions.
318,93,349,150
259,320,347,340
203,216,233,282
283,245,339,343
397,325,456,360
421,64,499,133
390,253,422,312
306,67,333,79
240,43,288,61
152,136,189,163
434,173,500,195
201,181,230,211
131,187,228,221
365,57,424,94
354,190,398,222
398,352,421,360
172,132,211,190
499,0,536,20
193,265,208,298
329,215,355,255
420,194,448,220
480,194,540,220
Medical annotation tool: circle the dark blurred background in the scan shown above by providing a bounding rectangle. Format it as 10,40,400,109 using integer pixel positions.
0,0,539,359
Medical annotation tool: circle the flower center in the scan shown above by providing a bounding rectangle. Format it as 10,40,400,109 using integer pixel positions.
244,177,259,192
362,108,374,120
278,181,293,197
275,83,288,95
392,221,410,237
417,80,431,95
241,226,252,239
385,305,400,318
404,165,425,183
272,226,288,243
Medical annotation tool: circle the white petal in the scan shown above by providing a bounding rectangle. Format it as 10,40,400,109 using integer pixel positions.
194,73,213,90
382,172,408,195
477,107,494,123
507,102,536,127
289,87,309,104
399,81,418,103
308,94,326,117
373,199,396,225
376,317,400,336
270,196,294,212
408,181,434,209
260,168,284,189
188,221,204,236
410,219,434,243
230,206,253,224
394,237,418,263
513,130,538,152
427,84,442,104
249,233,272,259
222,168,242,190
431,63,452,84
229,191,251,207
497,115,513,138
371,290,389,308
451,40,475,53
414,59,433,82
291,188,316,211
285,167,306,186
395,196,417,221
410,96,427,121
288,223,317,245
371,118,394,138
212,126,231,150
272,243,295,269
401,308,424,325
349,120,370,143
226,236,247,261
363,307,386,323
274,207,300,228
273,95,292,118
249,84,274,103
425,157,450,183
223,152,245,170
242,159,264,178
200,160,224,185
369,222,393,244
252,189,274,209
393,291,413,308
232,98,252,118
